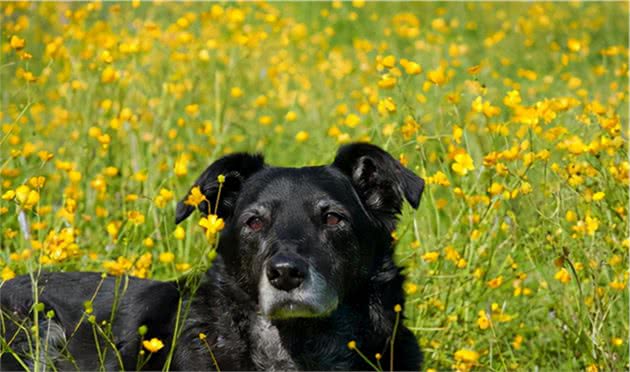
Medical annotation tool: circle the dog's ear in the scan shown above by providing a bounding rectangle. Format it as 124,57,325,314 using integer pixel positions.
332,143,424,221
175,153,265,224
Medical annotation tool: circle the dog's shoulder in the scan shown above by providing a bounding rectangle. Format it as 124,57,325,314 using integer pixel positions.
173,259,256,370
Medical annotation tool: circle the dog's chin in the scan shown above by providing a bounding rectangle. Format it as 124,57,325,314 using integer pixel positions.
265,299,336,319
258,269,339,320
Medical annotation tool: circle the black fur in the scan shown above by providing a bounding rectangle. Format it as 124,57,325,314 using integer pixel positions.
1,143,424,371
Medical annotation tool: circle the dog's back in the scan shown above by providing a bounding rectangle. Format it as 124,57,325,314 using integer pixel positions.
1,272,179,370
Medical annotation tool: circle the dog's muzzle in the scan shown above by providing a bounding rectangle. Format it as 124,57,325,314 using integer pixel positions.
259,254,338,319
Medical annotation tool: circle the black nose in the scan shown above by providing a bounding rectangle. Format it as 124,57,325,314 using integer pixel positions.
266,254,307,292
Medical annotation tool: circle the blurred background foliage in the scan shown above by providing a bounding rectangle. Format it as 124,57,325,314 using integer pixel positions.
1,2,628,370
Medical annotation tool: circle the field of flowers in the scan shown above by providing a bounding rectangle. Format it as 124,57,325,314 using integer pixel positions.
1,1,628,371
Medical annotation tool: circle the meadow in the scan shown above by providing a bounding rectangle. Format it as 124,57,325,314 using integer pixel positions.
1,1,628,370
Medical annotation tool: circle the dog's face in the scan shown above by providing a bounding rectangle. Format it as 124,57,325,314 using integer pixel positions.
176,143,424,319
231,167,364,318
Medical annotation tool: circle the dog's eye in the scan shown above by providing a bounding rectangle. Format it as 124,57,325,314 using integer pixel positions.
324,212,342,226
246,216,264,231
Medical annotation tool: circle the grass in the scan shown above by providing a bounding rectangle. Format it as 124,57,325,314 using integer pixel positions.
1,1,628,371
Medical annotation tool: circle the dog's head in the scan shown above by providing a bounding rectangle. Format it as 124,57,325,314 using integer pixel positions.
176,143,424,319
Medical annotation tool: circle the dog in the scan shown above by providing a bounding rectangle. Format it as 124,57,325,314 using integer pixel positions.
1,143,424,371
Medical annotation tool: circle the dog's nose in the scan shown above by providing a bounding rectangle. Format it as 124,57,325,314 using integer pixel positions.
266,255,307,291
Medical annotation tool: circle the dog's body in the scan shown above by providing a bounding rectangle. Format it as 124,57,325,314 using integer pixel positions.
1,273,179,370
1,143,424,371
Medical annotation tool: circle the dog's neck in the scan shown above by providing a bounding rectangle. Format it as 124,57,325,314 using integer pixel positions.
249,315,357,371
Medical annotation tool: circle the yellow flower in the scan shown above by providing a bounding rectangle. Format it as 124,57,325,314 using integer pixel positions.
477,311,490,330
585,215,599,236
285,111,297,122
2,266,16,281
19,51,32,61
427,65,447,86
143,237,155,248
10,35,25,50
520,182,533,195
377,97,397,115
173,226,185,241
487,276,503,289
104,167,119,177
254,95,268,107
259,115,272,126
425,171,450,187
100,50,113,64
488,182,503,196
185,104,200,117
15,185,39,209
445,247,460,263
609,280,626,291
107,221,121,241
127,210,145,225
295,131,309,143
592,192,605,201
154,188,174,208
402,61,422,75
454,349,479,363
566,139,586,155
383,123,396,136
512,335,524,349
567,38,582,52
230,87,243,98
586,364,599,372
472,96,484,113
101,66,118,83
67,170,81,183
378,74,397,89
198,49,210,61
159,252,175,264
142,338,164,353
184,186,206,208
15,185,30,204
452,125,463,144
174,155,189,177
472,96,501,117
5,229,17,239
404,282,418,295
380,55,396,69
103,256,133,276
451,153,475,176
344,114,361,128
421,251,440,263
199,215,225,241
504,90,521,107
347,340,356,350
554,268,571,284
1,190,15,200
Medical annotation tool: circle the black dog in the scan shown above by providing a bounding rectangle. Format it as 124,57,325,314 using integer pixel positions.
1,143,424,371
